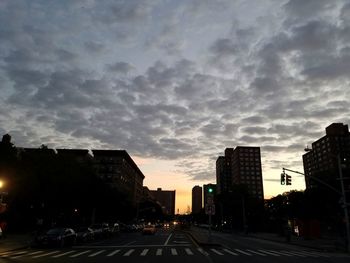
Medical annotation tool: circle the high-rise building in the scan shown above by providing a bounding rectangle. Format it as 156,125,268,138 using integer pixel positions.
150,188,176,216
303,123,350,190
216,146,264,200
192,185,202,214
92,150,145,205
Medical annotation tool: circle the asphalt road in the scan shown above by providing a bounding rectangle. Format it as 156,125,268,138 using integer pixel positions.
0,227,349,263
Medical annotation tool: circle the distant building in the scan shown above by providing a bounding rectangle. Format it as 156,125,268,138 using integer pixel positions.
216,146,264,200
92,150,145,205
203,183,216,205
191,186,202,214
150,188,175,216
303,123,350,191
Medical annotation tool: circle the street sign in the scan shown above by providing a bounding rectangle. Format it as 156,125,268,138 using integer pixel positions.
205,204,215,215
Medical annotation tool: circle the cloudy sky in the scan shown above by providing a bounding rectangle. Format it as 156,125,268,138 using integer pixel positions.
1,0,350,213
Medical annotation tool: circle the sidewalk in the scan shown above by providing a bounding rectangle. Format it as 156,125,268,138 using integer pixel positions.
184,226,347,252
0,233,32,253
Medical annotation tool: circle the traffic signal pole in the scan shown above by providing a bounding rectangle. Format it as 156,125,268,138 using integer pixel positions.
283,158,350,253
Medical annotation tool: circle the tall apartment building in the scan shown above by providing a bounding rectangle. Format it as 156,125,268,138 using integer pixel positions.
92,150,145,205
303,123,350,190
150,188,176,216
192,185,202,214
216,146,264,200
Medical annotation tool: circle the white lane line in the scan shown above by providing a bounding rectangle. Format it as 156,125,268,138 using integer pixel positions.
223,249,238,256
197,248,209,256
156,249,162,256
32,250,60,258
246,249,267,256
164,233,173,245
140,249,149,256
123,249,135,256
107,249,120,257
2,250,29,257
88,250,106,257
185,248,194,255
70,250,91,258
171,248,178,255
292,250,319,257
52,250,76,258
258,250,280,256
125,241,136,246
211,249,224,255
26,251,45,256
235,249,252,256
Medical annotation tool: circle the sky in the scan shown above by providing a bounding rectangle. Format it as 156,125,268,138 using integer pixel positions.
1,0,350,214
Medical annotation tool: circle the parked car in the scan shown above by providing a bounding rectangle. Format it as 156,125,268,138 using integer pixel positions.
90,223,111,238
74,227,94,243
142,224,156,235
35,227,77,247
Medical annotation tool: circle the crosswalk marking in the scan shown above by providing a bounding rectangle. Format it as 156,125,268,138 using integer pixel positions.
123,249,135,256
198,248,209,256
107,249,120,256
281,250,306,257
89,250,106,257
70,250,91,258
223,249,238,256
246,249,267,256
211,248,224,255
140,249,149,256
32,251,60,258
0,247,335,259
52,250,76,258
258,249,280,256
235,249,252,256
185,248,194,255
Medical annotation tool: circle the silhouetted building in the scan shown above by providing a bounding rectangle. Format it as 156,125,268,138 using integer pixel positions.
203,184,216,205
150,188,175,216
303,123,350,190
56,149,92,163
217,147,264,200
92,150,145,205
192,186,202,214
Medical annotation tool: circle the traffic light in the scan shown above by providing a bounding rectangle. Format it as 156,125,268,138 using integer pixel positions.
286,174,292,185
208,187,213,193
280,173,285,185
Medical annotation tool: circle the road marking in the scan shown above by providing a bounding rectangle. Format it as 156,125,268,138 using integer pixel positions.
197,248,209,256
32,250,60,258
300,250,329,257
235,249,252,256
223,249,238,256
52,250,76,258
185,248,194,255
171,248,178,255
2,250,29,257
123,249,135,256
88,250,105,257
26,251,45,256
125,241,136,246
156,249,162,256
258,249,280,256
281,250,306,257
246,249,267,256
107,249,120,256
268,250,293,256
211,249,224,255
70,250,91,258
140,249,149,256
164,233,173,245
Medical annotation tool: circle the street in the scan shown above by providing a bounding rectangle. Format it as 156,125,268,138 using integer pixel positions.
0,227,349,263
